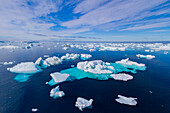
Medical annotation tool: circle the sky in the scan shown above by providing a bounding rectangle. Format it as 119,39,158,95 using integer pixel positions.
0,0,170,41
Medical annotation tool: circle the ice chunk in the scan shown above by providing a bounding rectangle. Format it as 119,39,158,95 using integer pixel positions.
80,54,92,60
100,47,126,51
0,45,19,49
75,97,93,111
136,54,155,59
32,108,38,112
45,56,62,66
77,60,113,74
7,62,42,74
35,57,49,68
50,86,65,99
63,47,69,50
115,95,137,106
48,72,70,86
61,53,80,61
3,62,13,65
110,73,133,81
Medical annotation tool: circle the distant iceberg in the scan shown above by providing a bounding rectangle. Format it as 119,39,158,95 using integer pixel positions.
32,108,38,112
110,73,133,81
50,86,65,99
136,54,155,59
75,97,93,111
115,95,137,106
45,56,62,66
7,62,42,74
80,54,92,60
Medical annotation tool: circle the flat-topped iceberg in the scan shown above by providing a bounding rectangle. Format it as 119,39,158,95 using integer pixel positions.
80,54,92,60
115,95,137,106
110,73,133,81
61,53,80,61
48,72,71,86
75,97,93,111
77,60,113,74
45,56,62,66
136,54,155,59
50,86,65,99
35,57,49,68
7,62,42,74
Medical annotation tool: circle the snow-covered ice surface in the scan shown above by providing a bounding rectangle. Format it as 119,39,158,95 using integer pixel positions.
7,62,42,74
75,97,93,111
110,73,133,81
136,54,155,59
115,95,137,106
45,56,62,66
50,86,65,99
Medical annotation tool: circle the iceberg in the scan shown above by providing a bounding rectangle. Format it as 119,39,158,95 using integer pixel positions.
45,56,62,66
110,73,133,81
0,45,19,49
115,95,137,106
80,54,92,60
32,108,38,112
48,72,70,86
61,53,80,61
75,97,93,111
50,86,65,99
35,57,49,68
3,62,13,65
7,62,42,74
136,54,155,59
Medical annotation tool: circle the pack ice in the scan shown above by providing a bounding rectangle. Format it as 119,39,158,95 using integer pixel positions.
136,54,155,59
110,73,133,81
75,97,93,111
115,95,137,106
7,62,42,74
48,72,71,86
50,86,65,99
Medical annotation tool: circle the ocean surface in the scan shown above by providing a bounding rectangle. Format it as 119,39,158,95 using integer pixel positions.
0,42,170,113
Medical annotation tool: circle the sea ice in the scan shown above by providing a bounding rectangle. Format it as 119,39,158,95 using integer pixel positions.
110,73,133,81
61,53,80,61
136,54,155,59
7,62,42,74
75,97,93,111
35,57,49,68
48,72,70,86
50,86,65,99
45,56,62,66
115,95,137,106
80,54,92,60
3,62,13,65
32,108,38,112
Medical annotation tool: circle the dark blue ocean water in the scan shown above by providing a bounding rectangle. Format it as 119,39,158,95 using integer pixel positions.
0,42,170,113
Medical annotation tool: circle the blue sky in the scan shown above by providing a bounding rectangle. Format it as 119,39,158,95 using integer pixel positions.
0,0,170,41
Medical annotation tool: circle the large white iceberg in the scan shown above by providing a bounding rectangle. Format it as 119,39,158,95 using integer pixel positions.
75,97,93,111
115,95,137,106
80,54,92,60
110,73,133,81
45,56,62,66
61,53,80,61
77,60,113,74
35,57,49,68
50,86,65,99
7,62,42,74
136,54,155,59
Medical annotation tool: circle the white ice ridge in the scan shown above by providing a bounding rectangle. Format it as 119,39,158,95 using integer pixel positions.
45,56,62,66
7,62,42,74
61,53,80,60
80,54,92,60
115,58,145,67
50,72,70,84
50,86,65,99
75,97,93,111
77,60,113,74
115,95,137,106
136,54,155,59
0,45,19,49
110,73,133,81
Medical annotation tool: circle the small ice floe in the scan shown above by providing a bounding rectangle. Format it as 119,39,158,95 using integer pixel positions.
44,55,49,57
45,56,62,66
89,49,95,52
80,54,92,60
35,57,49,68
115,95,137,106
77,60,113,74
47,48,51,50
75,97,93,111
136,54,155,59
0,45,19,49
110,73,133,81
50,86,65,99
7,62,42,74
61,53,80,61
145,50,154,52
100,47,126,51
3,62,13,65
32,108,38,112
63,47,69,50
49,72,70,85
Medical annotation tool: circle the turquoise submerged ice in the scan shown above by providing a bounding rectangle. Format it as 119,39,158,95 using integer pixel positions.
48,59,146,84
14,74,32,82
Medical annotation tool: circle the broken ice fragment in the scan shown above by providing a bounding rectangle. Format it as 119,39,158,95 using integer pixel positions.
50,86,65,99
45,56,62,66
35,57,49,68
80,54,92,60
32,108,38,112
136,54,155,59
75,97,93,111
110,73,133,81
115,95,137,106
